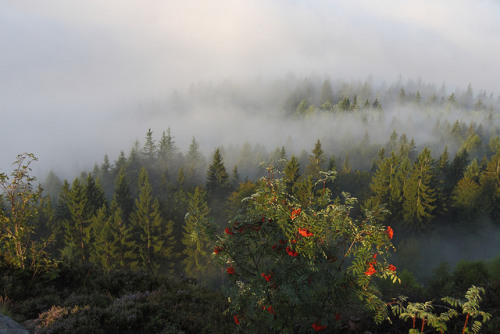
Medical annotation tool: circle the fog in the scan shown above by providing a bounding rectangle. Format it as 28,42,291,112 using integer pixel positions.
2,0,500,179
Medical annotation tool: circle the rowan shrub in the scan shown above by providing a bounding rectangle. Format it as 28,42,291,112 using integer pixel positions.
204,167,399,332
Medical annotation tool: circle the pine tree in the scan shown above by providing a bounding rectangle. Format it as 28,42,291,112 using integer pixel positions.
158,127,178,175
230,165,240,190
84,173,107,217
182,187,212,284
62,178,90,263
113,168,134,222
143,128,157,162
130,168,174,274
100,154,113,198
206,148,231,199
52,180,71,258
185,136,206,186
107,198,139,270
89,205,113,270
296,99,309,114
284,155,301,194
402,148,437,229
305,140,325,180
294,176,314,209
452,174,481,223
127,140,142,191
34,192,56,242
479,150,500,219
113,151,127,178
337,97,351,111
434,146,450,217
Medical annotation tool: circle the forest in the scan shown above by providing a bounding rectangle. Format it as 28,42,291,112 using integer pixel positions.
1,77,500,333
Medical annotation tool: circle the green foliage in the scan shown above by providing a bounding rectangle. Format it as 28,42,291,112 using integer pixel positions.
205,166,398,332
0,258,231,333
130,168,176,274
182,187,215,285
61,177,90,263
402,147,437,229
206,148,231,199
305,140,325,179
450,260,490,296
0,153,54,271
391,285,491,334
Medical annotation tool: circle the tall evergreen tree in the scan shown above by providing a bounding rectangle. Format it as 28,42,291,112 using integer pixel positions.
143,128,157,163
402,148,437,229
182,187,212,284
305,140,325,179
89,205,112,270
452,173,481,223
106,199,139,270
127,140,142,192
284,155,301,195
113,168,134,223
100,154,113,198
113,151,127,180
206,148,231,200
479,150,500,220
52,180,71,258
84,173,107,217
185,136,206,186
130,168,175,274
367,151,408,224
62,178,90,263
230,165,240,190
157,127,178,175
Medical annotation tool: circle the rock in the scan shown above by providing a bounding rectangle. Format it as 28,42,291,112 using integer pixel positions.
0,314,28,334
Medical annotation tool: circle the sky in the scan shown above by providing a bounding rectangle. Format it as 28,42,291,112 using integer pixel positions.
1,0,500,179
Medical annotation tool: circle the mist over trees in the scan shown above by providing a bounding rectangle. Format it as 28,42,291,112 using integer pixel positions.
2,76,500,331
3,79,486,279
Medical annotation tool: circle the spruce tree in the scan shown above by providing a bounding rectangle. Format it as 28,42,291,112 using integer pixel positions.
185,136,206,186
402,147,437,229
143,128,157,163
157,127,178,175
206,148,231,199
84,173,107,217
479,150,500,219
62,178,90,263
305,140,325,179
113,168,134,222
89,205,112,270
182,187,212,284
53,180,71,258
107,198,139,270
452,174,481,223
130,168,175,274
284,155,301,195
367,151,405,224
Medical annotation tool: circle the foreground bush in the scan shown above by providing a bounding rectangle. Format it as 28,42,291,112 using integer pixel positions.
203,168,399,332
0,260,231,333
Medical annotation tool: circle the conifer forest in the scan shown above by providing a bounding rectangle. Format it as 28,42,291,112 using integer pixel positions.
2,77,500,332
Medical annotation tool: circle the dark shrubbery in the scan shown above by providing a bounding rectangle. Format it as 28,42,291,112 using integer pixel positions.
0,259,231,333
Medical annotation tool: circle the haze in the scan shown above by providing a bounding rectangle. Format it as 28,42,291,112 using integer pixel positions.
2,0,500,178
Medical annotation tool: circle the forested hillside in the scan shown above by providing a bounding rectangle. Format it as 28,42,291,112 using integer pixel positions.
34,77,500,276
2,77,500,332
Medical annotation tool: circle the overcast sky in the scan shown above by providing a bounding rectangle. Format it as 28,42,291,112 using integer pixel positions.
2,0,500,179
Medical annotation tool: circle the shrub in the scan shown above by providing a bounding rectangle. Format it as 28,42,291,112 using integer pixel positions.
203,168,399,332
